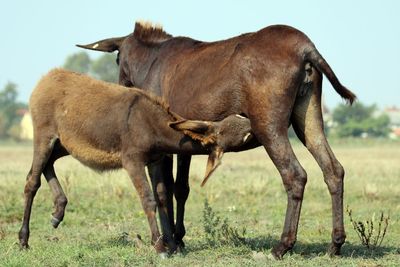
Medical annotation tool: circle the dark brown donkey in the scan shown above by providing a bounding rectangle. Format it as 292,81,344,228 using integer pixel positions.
19,69,253,256
78,22,356,259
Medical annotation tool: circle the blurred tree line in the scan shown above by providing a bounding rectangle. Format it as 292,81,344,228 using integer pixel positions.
0,51,392,140
0,52,118,140
0,82,28,139
63,52,118,83
330,102,390,138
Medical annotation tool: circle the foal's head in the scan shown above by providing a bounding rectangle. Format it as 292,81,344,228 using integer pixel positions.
170,114,253,186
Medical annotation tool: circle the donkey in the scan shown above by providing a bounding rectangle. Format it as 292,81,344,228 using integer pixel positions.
77,22,356,259
19,68,252,255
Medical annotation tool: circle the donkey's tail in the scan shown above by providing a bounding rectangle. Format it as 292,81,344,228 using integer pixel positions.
305,47,356,104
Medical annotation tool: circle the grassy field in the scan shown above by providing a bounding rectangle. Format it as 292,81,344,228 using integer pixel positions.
0,139,399,266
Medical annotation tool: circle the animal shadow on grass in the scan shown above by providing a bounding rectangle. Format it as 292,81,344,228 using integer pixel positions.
50,232,397,261
192,200,397,259
72,232,140,252
292,241,398,259
184,234,276,254
185,236,398,260
286,240,398,259
107,232,144,248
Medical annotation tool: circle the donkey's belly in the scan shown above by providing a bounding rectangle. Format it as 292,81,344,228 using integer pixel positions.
60,138,122,171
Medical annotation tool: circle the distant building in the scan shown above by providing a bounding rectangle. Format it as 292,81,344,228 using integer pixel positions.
383,106,400,139
19,109,33,140
321,96,335,128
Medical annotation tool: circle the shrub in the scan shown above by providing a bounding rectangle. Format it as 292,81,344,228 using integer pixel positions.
346,206,390,249
202,199,246,246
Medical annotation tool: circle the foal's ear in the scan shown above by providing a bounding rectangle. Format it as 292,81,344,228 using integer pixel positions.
169,120,217,146
201,147,224,187
169,120,211,133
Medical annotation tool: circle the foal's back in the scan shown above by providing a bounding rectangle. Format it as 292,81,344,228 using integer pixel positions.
30,69,140,170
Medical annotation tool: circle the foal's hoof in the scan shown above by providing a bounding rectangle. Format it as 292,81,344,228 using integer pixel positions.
51,216,61,228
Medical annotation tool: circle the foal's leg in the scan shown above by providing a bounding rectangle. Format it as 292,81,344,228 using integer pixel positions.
43,141,69,228
248,82,307,259
19,135,56,248
174,154,191,251
148,156,176,253
291,70,346,256
123,158,167,256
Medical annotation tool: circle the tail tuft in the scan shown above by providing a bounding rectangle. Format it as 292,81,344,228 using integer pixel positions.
341,86,357,105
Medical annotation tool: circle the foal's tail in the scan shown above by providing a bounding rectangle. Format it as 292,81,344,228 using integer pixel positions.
305,47,357,104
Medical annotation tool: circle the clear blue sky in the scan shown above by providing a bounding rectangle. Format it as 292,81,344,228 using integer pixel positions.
1,0,399,109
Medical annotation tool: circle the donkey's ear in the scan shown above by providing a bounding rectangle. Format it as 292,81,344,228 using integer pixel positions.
201,147,224,187
169,120,211,133
76,36,128,52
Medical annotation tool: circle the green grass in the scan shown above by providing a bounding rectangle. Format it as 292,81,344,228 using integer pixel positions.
1,140,400,266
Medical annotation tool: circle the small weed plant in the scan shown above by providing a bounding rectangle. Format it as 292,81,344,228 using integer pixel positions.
202,199,246,247
346,206,390,249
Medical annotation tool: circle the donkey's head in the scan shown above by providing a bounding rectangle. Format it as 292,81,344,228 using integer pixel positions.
76,22,172,80
169,114,252,186
76,22,171,53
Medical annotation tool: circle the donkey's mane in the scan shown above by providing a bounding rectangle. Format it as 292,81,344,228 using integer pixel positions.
133,21,173,44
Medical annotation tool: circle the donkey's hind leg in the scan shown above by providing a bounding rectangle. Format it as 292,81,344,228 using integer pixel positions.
19,135,57,248
291,70,346,256
248,83,307,259
43,140,69,228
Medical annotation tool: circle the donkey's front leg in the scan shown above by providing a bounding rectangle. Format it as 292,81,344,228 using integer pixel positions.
148,156,177,254
174,154,191,252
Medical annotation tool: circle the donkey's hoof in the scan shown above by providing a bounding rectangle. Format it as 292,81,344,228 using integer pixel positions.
270,245,285,260
327,243,342,257
158,252,169,259
19,242,30,250
175,243,186,256
269,250,282,260
51,217,61,228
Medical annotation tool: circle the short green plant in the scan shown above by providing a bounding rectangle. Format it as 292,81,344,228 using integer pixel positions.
202,199,246,246
0,226,5,240
346,206,390,249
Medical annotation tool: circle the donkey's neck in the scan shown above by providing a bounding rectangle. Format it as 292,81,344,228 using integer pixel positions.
130,47,161,89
